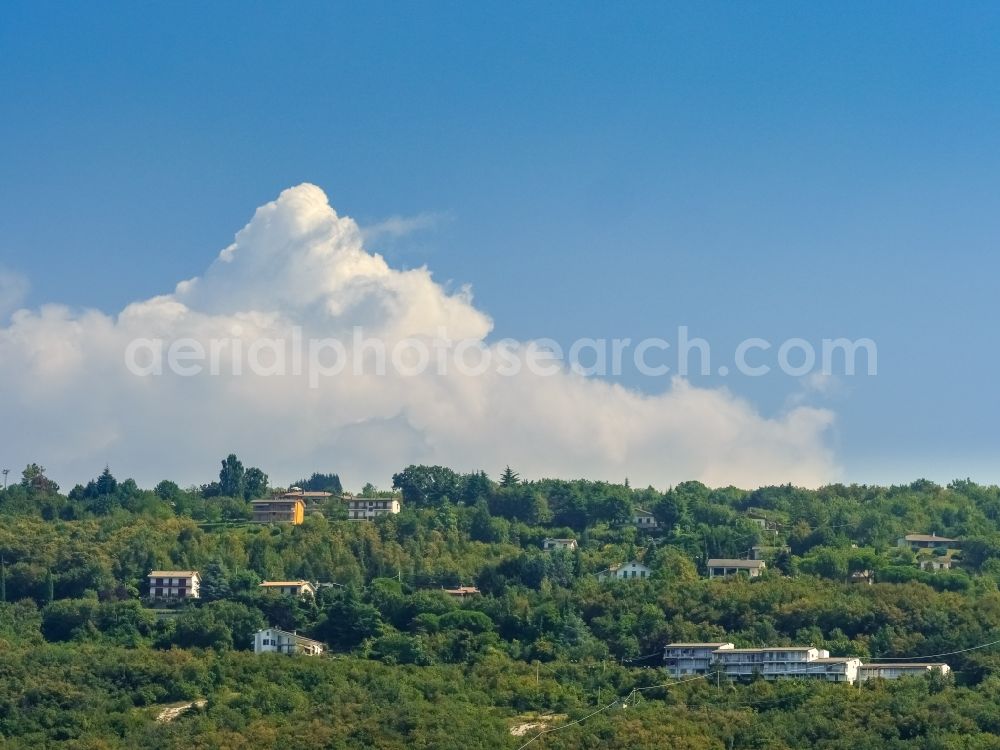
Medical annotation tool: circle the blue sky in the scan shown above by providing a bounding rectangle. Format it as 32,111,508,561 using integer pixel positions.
2,2,999,487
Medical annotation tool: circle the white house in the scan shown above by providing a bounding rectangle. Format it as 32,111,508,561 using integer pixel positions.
543,538,578,551
706,559,766,578
918,558,954,572
147,570,200,600
633,508,659,530
598,561,651,581
344,495,401,521
259,580,316,597
253,627,324,656
663,642,735,677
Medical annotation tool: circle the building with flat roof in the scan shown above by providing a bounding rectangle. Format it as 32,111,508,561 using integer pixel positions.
251,497,305,524
707,646,860,683
706,559,766,578
663,642,735,677
344,495,401,521
664,643,950,685
898,533,958,551
859,663,951,681
282,487,334,501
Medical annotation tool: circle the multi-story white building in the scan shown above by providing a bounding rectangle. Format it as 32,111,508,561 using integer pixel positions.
543,538,578,551
344,496,401,521
859,663,951,681
259,580,316,597
253,627,324,656
663,642,735,677
706,559,766,578
665,643,950,685
147,570,200,600
597,561,652,581
713,648,861,683
701,646,861,684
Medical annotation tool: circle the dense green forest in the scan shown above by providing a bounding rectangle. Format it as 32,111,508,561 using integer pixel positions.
4,459,1000,748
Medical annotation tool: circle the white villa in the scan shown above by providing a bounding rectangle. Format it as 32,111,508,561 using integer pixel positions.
253,627,324,656
344,495,401,521
598,561,651,581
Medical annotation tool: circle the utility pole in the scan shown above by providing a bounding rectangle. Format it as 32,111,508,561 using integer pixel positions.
1,469,8,491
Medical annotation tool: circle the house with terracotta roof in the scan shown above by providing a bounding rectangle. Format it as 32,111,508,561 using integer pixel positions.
259,580,316,597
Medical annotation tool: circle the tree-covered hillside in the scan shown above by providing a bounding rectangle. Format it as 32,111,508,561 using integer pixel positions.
3,460,1000,748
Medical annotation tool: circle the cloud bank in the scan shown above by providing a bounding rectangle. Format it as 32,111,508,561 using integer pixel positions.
0,185,837,490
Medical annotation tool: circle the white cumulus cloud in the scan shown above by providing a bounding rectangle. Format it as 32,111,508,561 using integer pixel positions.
360,211,451,241
0,184,838,490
